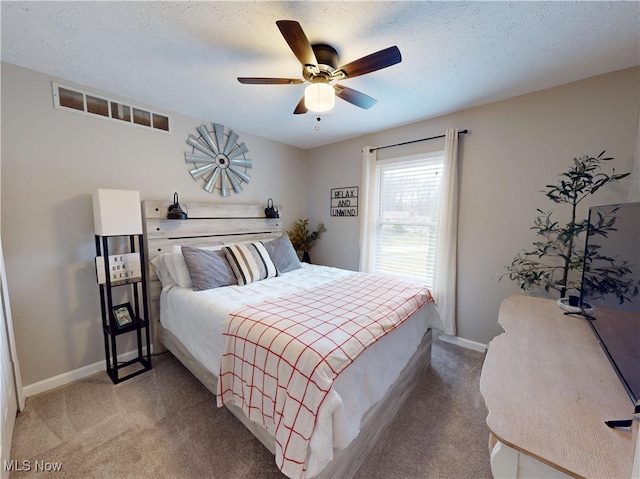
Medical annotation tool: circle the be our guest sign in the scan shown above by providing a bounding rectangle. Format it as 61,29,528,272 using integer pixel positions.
331,187,358,217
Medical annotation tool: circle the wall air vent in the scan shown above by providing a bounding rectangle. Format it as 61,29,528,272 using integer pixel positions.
52,82,170,134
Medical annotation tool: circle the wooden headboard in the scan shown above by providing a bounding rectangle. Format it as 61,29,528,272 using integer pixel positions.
141,201,283,351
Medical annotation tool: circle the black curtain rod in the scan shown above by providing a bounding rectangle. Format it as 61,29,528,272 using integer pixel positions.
370,129,468,153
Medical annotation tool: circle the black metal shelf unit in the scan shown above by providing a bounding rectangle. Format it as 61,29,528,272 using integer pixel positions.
95,233,151,384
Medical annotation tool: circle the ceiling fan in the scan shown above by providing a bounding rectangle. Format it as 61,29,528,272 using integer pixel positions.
237,20,402,114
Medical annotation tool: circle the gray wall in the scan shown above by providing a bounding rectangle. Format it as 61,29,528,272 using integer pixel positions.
2,61,639,389
306,67,639,345
1,63,307,387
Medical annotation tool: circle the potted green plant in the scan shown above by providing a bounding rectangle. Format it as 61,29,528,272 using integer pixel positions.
286,219,327,263
501,151,636,303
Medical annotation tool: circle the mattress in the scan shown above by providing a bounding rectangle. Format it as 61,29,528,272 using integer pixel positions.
159,263,442,476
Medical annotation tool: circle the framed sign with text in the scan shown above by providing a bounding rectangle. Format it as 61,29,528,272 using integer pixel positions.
330,186,358,217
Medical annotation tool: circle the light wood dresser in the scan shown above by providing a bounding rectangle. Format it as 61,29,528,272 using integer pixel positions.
480,295,639,478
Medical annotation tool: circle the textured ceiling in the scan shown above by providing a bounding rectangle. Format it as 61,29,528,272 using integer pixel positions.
2,1,639,149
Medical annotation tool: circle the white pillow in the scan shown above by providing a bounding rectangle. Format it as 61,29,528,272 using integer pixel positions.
169,245,192,288
150,253,177,287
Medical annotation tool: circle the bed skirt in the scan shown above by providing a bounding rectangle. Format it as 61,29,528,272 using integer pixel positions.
157,322,433,479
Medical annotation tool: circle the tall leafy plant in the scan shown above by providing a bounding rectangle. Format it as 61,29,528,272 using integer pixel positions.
286,219,326,255
580,205,639,304
501,151,631,299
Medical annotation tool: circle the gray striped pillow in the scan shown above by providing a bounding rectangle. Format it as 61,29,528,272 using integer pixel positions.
223,242,277,286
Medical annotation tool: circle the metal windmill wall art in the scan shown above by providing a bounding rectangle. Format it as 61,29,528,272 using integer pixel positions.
185,123,252,196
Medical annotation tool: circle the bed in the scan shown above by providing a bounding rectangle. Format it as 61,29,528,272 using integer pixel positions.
142,200,443,479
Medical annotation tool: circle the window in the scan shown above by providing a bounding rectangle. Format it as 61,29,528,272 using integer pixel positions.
86,95,109,117
111,102,131,122
132,108,151,127
152,113,170,132
52,82,170,133
58,87,84,111
373,152,444,285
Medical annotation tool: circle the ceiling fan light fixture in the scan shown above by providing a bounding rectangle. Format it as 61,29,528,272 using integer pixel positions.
304,82,334,113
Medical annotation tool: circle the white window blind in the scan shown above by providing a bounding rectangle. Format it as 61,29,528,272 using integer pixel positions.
374,152,444,286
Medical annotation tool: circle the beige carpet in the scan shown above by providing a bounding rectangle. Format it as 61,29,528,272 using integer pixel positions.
10,333,492,478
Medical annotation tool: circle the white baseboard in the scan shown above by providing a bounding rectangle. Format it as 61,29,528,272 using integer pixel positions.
24,334,484,398
438,333,488,353
23,347,150,398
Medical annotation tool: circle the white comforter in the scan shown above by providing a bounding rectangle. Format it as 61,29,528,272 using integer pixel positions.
159,264,442,477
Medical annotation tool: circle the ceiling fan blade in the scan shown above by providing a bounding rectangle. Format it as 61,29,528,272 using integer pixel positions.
334,85,377,109
238,77,304,85
333,46,402,80
293,96,308,115
276,20,317,67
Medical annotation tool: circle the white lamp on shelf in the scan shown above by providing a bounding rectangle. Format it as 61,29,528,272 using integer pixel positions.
92,188,142,236
92,188,143,285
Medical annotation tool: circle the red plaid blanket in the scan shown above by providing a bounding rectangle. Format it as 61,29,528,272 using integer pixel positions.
216,272,434,479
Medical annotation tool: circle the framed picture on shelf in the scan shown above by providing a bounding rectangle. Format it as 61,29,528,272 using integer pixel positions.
112,302,135,330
